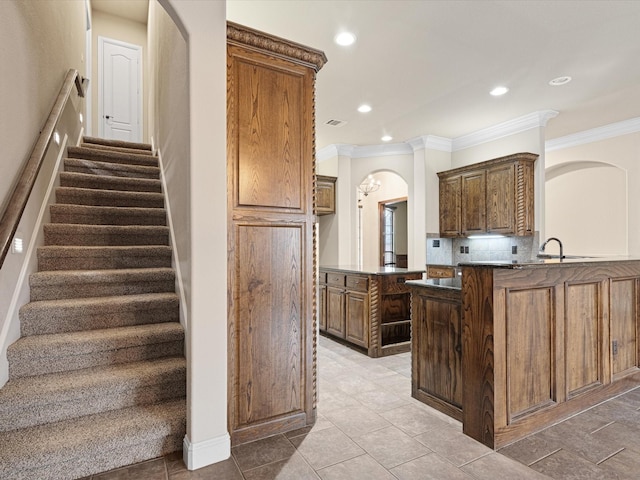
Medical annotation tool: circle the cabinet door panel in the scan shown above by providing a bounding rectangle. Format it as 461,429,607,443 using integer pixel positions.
421,298,462,407
327,286,345,338
345,291,369,348
486,164,515,234
461,171,486,235
235,57,305,211
505,287,555,419
319,284,327,331
610,278,638,376
439,175,462,237
235,224,304,426
565,282,603,397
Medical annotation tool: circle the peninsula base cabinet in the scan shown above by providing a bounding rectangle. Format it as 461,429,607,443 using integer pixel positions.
319,268,422,357
463,261,640,449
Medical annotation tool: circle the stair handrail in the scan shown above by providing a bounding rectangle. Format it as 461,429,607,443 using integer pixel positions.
0,68,86,268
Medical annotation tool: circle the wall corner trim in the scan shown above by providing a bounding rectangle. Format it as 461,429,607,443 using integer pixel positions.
183,433,231,471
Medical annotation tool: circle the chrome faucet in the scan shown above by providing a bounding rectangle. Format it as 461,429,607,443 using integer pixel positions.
540,237,564,260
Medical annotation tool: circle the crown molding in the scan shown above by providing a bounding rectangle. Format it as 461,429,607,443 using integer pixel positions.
407,135,453,152
318,111,640,161
452,110,559,151
545,116,640,152
317,143,413,161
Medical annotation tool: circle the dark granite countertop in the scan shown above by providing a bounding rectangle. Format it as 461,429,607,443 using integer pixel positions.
458,256,640,269
320,265,424,275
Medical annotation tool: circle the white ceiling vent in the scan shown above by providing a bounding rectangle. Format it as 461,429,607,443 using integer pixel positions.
325,119,347,127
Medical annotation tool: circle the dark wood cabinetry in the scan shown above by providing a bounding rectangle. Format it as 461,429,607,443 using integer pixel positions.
226,22,326,446
463,261,640,449
409,283,462,420
316,175,337,215
438,153,537,237
319,267,422,357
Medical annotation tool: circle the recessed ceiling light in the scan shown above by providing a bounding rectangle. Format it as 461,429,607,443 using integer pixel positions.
381,135,392,142
335,32,356,46
549,76,572,86
357,104,372,113
490,86,509,96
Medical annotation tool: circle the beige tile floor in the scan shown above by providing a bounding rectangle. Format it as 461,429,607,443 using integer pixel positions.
88,336,640,479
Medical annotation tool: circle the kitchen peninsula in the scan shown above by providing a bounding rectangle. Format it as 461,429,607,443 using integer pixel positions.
409,257,640,449
319,266,423,357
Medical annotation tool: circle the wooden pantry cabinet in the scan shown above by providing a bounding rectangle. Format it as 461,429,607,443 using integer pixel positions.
438,153,537,237
226,22,326,446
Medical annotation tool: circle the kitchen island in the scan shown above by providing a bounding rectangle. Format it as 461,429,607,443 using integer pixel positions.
319,266,423,357
409,257,640,449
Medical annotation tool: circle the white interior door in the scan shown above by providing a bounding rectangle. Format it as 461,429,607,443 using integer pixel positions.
98,36,142,142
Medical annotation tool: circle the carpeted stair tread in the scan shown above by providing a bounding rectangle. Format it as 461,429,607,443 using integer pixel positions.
0,399,185,480
0,357,185,432
20,292,180,335
49,204,167,226
80,142,155,156
29,267,176,301
83,136,153,152
59,171,162,193
44,223,170,246
0,136,185,477
64,158,160,179
37,245,172,270
56,186,164,208
7,322,184,378
67,146,158,167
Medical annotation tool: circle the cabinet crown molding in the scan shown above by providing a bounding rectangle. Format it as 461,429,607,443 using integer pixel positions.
227,21,327,71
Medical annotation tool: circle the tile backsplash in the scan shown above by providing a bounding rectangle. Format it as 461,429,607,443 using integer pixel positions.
426,232,540,265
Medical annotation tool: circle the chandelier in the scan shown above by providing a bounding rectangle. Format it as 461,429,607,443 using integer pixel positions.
358,175,381,196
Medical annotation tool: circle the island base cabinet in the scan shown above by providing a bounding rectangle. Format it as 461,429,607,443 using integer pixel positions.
410,285,463,421
462,263,640,449
319,268,422,357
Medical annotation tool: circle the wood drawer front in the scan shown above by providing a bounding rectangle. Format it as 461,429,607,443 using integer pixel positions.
327,273,346,287
427,265,456,279
346,275,368,292
319,272,328,284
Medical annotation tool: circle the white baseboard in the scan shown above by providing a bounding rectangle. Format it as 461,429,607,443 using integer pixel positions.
183,433,231,470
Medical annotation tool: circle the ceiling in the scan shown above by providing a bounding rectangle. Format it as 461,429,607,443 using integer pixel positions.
91,0,640,151
227,0,640,150
91,0,149,25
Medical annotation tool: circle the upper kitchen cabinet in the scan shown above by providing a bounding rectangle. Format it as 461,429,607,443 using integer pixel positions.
226,21,326,446
316,175,337,215
437,153,537,237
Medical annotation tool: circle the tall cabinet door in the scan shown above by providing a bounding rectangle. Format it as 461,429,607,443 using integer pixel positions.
486,163,515,234
227,22,326,446
461,170,486,236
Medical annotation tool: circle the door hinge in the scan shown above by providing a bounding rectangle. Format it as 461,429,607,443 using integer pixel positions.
612,340,619,356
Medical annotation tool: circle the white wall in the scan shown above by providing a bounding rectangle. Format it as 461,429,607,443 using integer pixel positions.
359,172,408,267
158,0,229,470
0,0,86,387
91,10,149,141
148,1,190,329
546,132,640,256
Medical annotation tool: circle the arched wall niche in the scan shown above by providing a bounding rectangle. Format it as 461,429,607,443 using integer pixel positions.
545,160,627,256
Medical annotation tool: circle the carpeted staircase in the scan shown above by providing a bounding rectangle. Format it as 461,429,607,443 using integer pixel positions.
0,137,186,479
